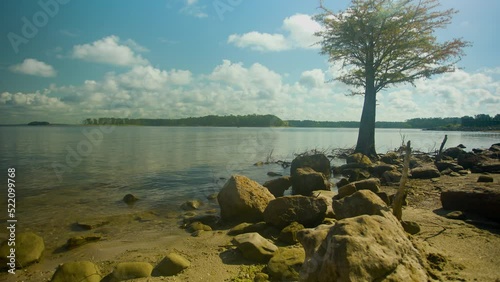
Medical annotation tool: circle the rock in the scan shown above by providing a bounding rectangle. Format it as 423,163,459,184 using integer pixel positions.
347,168,371,182
458,170,470,175
478,162,500,173
300,215,428,282
346,153,372,166
445,211,466,220
0,232,44,268
401,220,421,235
440,168,453,175
290,153,331,179
123,194,138,205
376,192,390,206
291,167,330,196
75,220,109,230
268,247,305,281
410,166,440,179
443,147,465,159
435,161,464,172
264,196,328,228
380,152,400,165
449,172,461,177
186,221,212,232
254,272,269,282
336,178,381,199
337,183,357,199
267,171,282,177
457,144,466,149
371,164,396,177
155,253,190,276
297,224,332,258
110,262,153,281
314,190,335,218
51,261,101,282
228,222,267,236
279,222,305,245
207,193,218,200
217,175,275,223
333,190,390,220
477,175,494,182
383,170,402,184
180,200,203,211
232,232,278,263
335,178,349,188
254,161,264,166
263,176,291,198
441,187,500,222
183,214,220,228
427,253,447,271
66,235,101,249
457,152,483,169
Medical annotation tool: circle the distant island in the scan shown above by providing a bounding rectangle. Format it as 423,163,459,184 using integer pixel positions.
81,114,500,130
28,121,50,126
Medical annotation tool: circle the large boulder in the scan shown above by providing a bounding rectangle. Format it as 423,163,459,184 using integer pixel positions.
268,247,305,281
443,147,465,159
297,224,332,258
263,176,291,197
435,161,464,172
279,221,305,245
300,214,428,282
410,166,440,179
217,175,275,223
290,153,331,179
371,164,396,177
382,170,402,184
333,190,390,220
264,196,328,228
457,152,484,169
0,232,44,268
232,232,278,263
51,261,101,282
346,153,372,166
291,167,330,196
441,187,500,222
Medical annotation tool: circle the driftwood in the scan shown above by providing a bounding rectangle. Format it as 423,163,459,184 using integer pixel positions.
435,135,448,162
393,140,411,221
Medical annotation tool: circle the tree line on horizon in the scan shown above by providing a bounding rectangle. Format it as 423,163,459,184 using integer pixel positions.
82,114,500,129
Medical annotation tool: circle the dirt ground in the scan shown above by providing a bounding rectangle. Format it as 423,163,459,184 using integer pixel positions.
1,173,500,282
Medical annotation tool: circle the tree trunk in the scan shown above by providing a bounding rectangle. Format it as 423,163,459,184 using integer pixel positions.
355,64,377,158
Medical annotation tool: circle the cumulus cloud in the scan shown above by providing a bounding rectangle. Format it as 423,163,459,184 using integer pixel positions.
228,14,321,52
9,58,57,77
300,69,326,88
72,35,149,66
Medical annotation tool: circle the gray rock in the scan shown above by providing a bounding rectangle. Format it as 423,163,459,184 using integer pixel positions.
110,262,153,281
268,247,305,281
441,187,500,222
477,175,494,182
383,170,402,184
218,175,275,223
123,194,138,205
263,176,291,197
401,220,421,235
333,190,390,220
0,232,44,268
410,166,440,179
155,253,190,276
290,153,331,179
264,195,328,228
232,232,278,263
443,147,465,159
51,261,101,282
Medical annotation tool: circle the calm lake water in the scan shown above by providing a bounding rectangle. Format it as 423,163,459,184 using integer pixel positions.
0,126,499,231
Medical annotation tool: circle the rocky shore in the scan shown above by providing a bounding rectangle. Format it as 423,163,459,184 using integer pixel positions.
1,143,499,281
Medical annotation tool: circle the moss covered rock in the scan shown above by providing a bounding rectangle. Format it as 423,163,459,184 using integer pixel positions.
0,232,44,268
51,261,101,282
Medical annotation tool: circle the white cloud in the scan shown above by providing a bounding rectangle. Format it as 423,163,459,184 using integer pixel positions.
228,14,321,52
300,69,326,88
180,0,207,18
9,58,57,77
72,35,149,66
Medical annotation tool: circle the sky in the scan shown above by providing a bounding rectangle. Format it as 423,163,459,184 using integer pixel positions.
0,0,499,124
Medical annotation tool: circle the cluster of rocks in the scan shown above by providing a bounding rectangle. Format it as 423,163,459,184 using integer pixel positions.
0,231,191,281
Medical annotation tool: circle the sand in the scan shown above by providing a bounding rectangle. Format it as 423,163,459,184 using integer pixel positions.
1,173,500,281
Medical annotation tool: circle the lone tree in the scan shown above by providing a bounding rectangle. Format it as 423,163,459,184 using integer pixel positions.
315,0,470,157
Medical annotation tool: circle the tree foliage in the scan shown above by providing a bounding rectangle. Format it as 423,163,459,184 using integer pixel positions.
315,0,470,156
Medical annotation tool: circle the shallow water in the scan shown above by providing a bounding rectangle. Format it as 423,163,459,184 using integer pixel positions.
0,126,498,237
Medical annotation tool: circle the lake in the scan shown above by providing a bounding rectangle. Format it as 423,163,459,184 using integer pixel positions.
0,126,499,232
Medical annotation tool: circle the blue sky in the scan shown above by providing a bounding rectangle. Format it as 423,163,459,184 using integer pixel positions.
0,0,499,124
